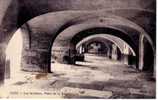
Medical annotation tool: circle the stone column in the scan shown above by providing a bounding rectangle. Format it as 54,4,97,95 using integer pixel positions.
21,48,51,72
82,45,85,53
52,40,76,64
107,49,110,58
138,34,144,70
52,46,71,63
21,32,52,73
5,59,10,79
0,43,6,85
122,43,129,65
111,44,117,60
122,54,128,65
153,55,156,79
109,46,112,59
79,45,82,54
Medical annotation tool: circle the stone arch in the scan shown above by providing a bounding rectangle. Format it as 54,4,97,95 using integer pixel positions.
75,37,122,61
85,40,111,54
76,37,112,55
76,34,136,56
52,25,137,64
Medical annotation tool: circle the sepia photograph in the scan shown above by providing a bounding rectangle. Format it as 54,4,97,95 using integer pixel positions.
0,0,156,99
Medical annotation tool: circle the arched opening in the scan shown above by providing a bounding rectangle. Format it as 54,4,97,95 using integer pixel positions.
74,39,124,67
85,41,109,54
74,34,136,66
51,27,137,68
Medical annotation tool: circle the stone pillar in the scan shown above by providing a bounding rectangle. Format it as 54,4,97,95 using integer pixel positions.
21,48,51,72
121,54,128,65
138,34,144,70
109,46,112,59
111,44,117,60
52,40,76,64
5,59,10,79
21,25,55,72
0,43,6,85
52,46,71,63
122,43,129,65
82,45,85,53
153,55,156,79
79,45,82,54
107,49,110,58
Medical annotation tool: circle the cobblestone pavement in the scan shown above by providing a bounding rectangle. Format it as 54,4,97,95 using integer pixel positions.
1,55,155,99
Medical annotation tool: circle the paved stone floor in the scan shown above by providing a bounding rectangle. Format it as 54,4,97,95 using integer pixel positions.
1,54,156,99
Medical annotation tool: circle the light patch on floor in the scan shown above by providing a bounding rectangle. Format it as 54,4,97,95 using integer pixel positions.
51,63,113,84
